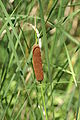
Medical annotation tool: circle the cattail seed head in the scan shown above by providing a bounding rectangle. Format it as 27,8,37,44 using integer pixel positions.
33,44,44,81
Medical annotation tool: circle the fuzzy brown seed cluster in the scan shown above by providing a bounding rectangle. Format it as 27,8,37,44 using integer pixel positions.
33,44,44,81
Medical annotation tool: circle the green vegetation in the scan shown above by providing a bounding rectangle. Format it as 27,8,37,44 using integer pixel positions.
0,0,80,119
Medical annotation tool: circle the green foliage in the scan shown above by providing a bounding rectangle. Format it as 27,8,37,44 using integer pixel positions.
0,0,80,119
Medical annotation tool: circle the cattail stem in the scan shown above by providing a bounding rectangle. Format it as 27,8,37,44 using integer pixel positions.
41,83,48,120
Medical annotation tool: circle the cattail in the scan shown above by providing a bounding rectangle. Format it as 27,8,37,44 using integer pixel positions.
33,44,44,81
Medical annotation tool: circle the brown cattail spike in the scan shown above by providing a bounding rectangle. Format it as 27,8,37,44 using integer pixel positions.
33,44,44,81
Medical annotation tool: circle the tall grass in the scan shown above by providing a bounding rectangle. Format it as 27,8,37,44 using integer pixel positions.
0,0,80,119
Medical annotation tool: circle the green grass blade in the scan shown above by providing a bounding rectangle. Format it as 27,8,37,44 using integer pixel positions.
64,43,77,86
46,0,58,22
0,0,25,57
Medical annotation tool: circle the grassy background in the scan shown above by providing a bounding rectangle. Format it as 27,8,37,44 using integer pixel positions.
0,0,80,119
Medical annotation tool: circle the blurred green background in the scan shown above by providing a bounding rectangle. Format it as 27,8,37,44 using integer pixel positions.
0,0,80,120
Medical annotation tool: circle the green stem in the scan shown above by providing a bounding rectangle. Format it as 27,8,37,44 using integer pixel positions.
41,84,48,120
